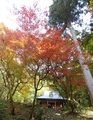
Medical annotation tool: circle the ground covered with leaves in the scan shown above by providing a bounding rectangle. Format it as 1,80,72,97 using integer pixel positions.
0,100,93,120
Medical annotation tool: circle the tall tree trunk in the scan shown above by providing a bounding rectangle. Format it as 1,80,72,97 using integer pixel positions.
29,88,37,120
68,23,93,106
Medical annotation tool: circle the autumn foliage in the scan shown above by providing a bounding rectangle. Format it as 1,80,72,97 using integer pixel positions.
0,3,87,119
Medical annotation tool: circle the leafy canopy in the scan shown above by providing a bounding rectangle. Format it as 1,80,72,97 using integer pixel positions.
49,0,89,27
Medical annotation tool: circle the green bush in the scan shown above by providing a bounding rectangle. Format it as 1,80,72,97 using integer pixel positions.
0,100,6,112
0,99,12,120
35,107,43,120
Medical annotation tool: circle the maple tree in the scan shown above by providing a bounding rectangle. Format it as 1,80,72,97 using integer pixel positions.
43,34,86,111
14,3,47,37
0,23,27,115
48,60,86,112
16,27,79,119
13,4,51,119
17,34,51,119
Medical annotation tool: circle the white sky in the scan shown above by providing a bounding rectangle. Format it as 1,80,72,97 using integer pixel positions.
0,0,52,30
0,0,91,31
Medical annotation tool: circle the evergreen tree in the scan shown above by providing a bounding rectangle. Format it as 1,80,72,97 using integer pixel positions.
49,0,89,27
49,0,93,106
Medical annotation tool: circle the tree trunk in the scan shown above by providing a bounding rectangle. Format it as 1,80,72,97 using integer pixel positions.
29,88,37,120
68,23,93,106
10,94,15,116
